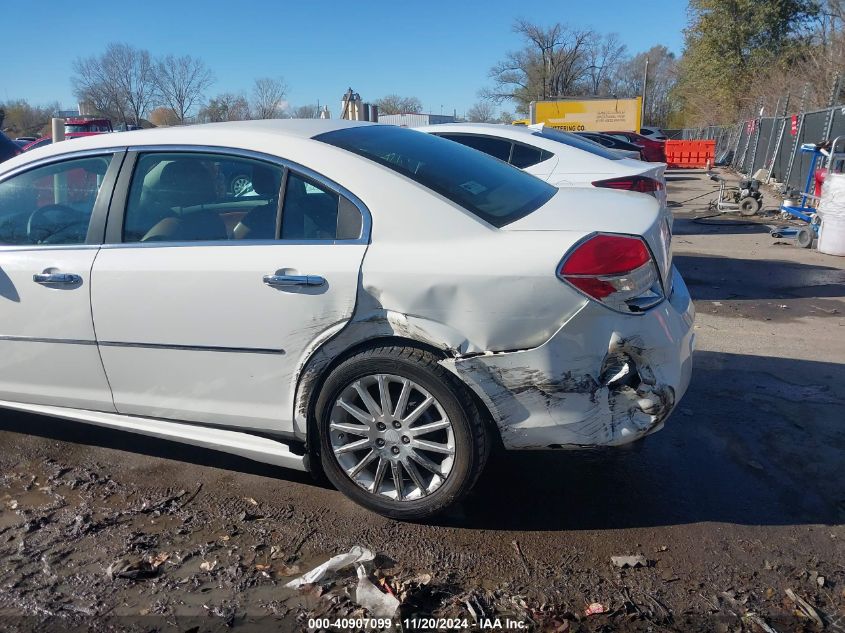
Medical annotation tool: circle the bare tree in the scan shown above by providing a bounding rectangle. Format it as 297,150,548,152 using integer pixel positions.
73,43,158,126
252,77,288,119
154,54,214,123
611,46,678,127
72,54,128,123
0,99,63,137
585,33,627,95
466,101,496,122
375,94,423,114
198,93,251,122
148,107,180,127
483,19,595,114
497,110,516,124
290,104,319,118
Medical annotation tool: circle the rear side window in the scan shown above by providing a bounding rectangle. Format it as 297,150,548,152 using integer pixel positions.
438,133,551,169
122,152,284,243
439,134,511,162
281,172,362,240
532,128,623,160
316,126,555,228
510,142,551,168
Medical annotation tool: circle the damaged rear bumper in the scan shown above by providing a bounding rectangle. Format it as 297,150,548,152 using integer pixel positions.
445,267,695,449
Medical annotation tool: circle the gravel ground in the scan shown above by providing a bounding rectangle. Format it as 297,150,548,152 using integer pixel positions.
1,170,844,632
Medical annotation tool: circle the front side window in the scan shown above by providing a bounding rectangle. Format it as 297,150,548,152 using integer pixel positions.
0,155,112,245
317,126,555,228
122,153,283,243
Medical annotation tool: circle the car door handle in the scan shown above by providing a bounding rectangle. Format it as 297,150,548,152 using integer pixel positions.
263,274,326,287
33,272,82,285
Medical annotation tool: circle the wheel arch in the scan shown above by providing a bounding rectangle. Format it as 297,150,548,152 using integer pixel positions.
296,332,502,472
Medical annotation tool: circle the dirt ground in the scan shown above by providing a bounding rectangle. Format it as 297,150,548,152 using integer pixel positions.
1,170,844,632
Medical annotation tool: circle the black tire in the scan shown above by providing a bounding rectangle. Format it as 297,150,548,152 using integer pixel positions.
738,196,760,216
796,226,814,249
315,345,490,520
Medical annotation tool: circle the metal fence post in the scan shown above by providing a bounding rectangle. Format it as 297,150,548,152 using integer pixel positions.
765,95,790,183
765,117,787,183
729,123,743,165
823,72,841,140
783,84,810,188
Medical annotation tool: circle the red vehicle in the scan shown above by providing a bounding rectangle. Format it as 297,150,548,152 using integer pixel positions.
64,117,113,136
22,117,114,152
606,130,666,163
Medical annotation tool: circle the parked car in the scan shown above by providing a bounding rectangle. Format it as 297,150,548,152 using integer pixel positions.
0,120,694,519
575,131,644,160
22,136,92,152
0,130,21,163
639,126,669,141
22,137,53,152
605,130,666,163
416,123,667,217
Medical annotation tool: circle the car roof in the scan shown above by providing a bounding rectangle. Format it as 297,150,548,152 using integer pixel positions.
0,119,376,173
415,122,538,140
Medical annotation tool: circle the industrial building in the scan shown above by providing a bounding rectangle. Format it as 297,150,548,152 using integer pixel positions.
375,113,457,127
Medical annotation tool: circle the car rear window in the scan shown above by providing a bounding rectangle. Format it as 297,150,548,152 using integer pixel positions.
316,125,556,228
532,128,623,160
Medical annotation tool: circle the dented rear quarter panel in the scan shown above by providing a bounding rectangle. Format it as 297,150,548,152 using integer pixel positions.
293,180,694,450
445,268,695,448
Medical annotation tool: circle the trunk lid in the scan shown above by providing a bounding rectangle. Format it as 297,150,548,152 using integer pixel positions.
503,187,673,293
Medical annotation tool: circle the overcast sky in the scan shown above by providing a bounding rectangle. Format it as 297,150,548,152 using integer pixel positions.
0,0,688,117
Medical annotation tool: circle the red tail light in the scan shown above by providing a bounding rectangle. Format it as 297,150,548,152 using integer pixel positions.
559,234,663,312
591,176,664,194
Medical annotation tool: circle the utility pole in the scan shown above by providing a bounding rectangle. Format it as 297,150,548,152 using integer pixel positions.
640,57,649,129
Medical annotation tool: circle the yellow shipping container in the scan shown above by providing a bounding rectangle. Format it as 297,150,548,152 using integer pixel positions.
529,98,642,133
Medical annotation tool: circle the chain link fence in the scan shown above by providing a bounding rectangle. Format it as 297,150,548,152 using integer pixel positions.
664,102,845,190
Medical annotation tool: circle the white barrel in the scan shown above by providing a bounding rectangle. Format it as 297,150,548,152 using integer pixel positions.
817,172,845,255
818,215,845,256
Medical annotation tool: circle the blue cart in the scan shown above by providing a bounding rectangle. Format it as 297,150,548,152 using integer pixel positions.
772,137,845,248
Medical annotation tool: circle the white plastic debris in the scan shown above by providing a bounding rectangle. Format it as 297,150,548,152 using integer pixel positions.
284,545,374,588
611,554,647,568
354,563,400,617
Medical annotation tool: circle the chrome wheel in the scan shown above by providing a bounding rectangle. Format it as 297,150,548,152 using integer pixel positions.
230,175,252,196
329,373,456,500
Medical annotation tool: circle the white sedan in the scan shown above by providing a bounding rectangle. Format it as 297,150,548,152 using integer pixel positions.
0,120,694,519
416,122,668,212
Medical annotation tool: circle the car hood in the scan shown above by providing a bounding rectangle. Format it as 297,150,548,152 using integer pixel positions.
503,187,673,291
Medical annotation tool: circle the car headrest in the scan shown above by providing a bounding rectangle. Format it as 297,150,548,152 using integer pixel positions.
157,160,216,208
251,166,281,197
